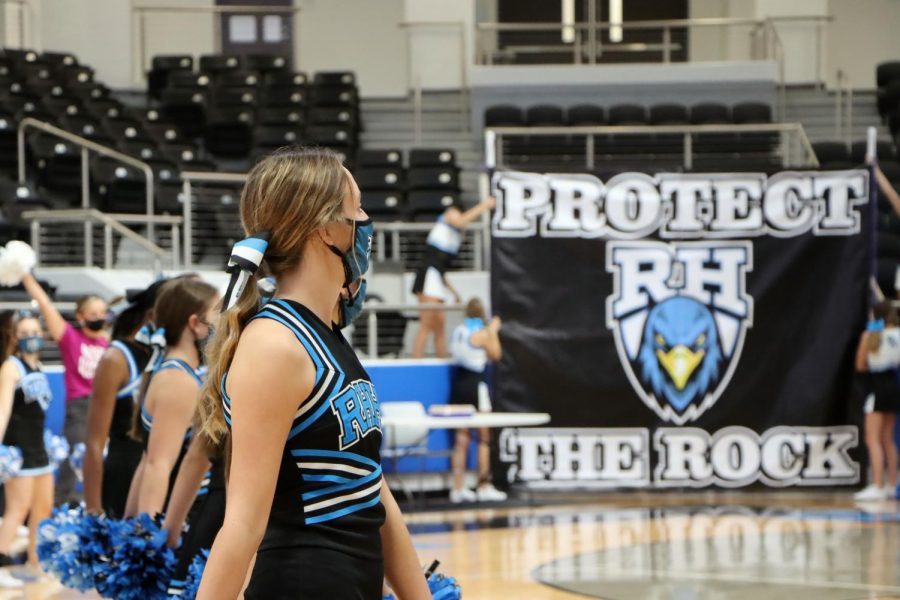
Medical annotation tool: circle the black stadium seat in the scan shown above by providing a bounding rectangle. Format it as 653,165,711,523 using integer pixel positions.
258,107,305,126
732,102,775,154
525,104,565,126
363,191,406,221
356,149,402,168
314,71,356,86
409,149,455,167
690,103,730,124
309,107,357,126
310,86,357,107
567,104,605,125
608,104,646,125
608,104,649,154
407,167,458,191
205,108,254,158
407,190,458,221
308,124,354,147
812,141,851,166
253,124,304,150
484,105,524,127
148,55,193,100
851,140,897,164
355,168,403,191
199,54,243,75
246,54,289,73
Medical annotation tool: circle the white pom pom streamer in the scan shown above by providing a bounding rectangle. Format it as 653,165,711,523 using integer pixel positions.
0,240,36,286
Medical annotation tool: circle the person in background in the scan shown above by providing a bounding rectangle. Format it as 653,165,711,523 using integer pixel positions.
0,313,54,588
124,277,218,518
411,196,495,358
448,298,507,503
854,301,900,501
22,273,109,505
82,281,163,517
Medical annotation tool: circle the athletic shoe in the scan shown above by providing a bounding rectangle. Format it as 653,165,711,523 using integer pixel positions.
449,488,477,504
854,484,887,501
0,569,22,589
883,484,898,499
476,484,508,502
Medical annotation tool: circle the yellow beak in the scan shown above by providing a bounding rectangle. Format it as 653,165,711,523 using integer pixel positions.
656,345,705,391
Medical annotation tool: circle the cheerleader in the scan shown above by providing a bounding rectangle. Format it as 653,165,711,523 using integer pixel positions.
82,280,164,517
22,273,110,505
195,148,429,599
411,196,494,358
448,299,506,503
163,432,227,598
0,313,54,589
124,278,219,517
854,300,900,500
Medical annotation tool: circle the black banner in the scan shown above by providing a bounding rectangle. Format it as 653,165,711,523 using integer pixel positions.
491,170,870,488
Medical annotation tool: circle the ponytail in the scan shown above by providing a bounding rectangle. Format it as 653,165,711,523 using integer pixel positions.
199,233,269,445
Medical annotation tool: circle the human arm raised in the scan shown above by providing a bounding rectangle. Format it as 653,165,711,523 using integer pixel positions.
442,196,496,229
21,273,67,341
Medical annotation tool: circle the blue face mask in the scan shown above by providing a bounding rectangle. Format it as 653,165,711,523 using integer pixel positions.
327,218,374,288
18,336,44,354
339,279,367,328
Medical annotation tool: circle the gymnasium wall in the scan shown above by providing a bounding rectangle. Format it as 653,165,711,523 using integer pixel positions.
4,0,899,94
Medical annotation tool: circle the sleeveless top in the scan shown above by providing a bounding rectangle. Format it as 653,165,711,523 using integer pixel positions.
451,318,488,374
139,357,203,447
2,356,52,468
222,299,385,560
108,339,153,443
868,327,900,372
426,215,462,257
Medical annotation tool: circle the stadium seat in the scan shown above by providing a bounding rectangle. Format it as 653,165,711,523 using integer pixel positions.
566,104,605,126
356,149,403,168
690,103,730,124
265,71,308,88
851,140,897,164
29,134,82,200
205,108,254,158
732,102,776,154
148,55,193,100
525,104,565,126
363,190,406,221
253,124,304,150
484,105,524,127
263,87,308,108
199,54,243,75
92,156,147,213
258,107,305,126
160,88,208,137
407,190,458,221
310,85,358,108
309,107,357,126
307,124,355,148
355,168,403,191
409,149,455,167
314,72,356,86
813,141,851,166
407,167,458,191
608,104,649,155
216,71,261,89
245,54,289,73
213,87,259,108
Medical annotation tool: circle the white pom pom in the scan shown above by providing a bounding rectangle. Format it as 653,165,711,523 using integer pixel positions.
0,241,36,286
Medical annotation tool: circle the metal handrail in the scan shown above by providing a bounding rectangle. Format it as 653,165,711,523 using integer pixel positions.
131,4,303,85
475,15,834,32
763,19,787,121
486,122,820,170
22,208,181,273
180,171,247,270
398,21,468,140
360,302,465,357
17,118,157,244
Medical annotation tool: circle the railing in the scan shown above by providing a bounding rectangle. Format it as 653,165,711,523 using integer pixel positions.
181,172,490,272
398,21,469,143
23,209,181,273
485,123,819,172
835,69,854,145
17,118,157,244
130,3,303,87
475,15,831,68
355,303,466,359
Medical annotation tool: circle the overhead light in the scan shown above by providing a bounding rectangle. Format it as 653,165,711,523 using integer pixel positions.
609,0,623,42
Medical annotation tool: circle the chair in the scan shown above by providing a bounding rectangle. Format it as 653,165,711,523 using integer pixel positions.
484,105,524,127
356,149,403,168
314,71,356,86
309,107,357,126
199,54,243,75
525,104,564,126
307,124,354,148
363,191,406,222
205,108,255,158
263,87,308,108
379,401,431,502
265,71,308,88
355,168,403,191
148,55,193,100
407,190,457,221
407,167,458,191
567,104,605,126
253,124,305,150
409,149,456,168
813,141,851,166
732,102,776,154
310,86,358,108
246,54,289,73
258,107,305,126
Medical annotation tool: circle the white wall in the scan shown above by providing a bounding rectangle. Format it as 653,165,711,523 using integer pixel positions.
403,0,475,91
827,0,900,89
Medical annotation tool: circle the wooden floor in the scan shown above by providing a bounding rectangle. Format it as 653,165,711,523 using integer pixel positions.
11,491,900,599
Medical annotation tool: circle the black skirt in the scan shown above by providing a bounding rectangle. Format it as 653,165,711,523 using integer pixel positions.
869,370,900,413
102,435,144,518
450,367,484,406
244,546,383,600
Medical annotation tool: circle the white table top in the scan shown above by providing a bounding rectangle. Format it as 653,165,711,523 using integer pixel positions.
380,412,551,430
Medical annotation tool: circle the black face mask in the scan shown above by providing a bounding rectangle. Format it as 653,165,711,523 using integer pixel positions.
84,319,106,332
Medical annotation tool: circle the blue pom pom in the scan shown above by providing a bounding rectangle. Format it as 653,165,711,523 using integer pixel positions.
43,430,70,469
0,444,22,482
94,512,176,600
177,548,209,600
428,572,462,600
36,504,108,592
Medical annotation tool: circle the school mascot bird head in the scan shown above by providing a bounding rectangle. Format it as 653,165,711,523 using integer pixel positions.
637,296,723,415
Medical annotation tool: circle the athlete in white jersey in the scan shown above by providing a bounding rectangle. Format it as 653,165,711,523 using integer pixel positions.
448,298,506,503
411,196,495,358
855,301,900,501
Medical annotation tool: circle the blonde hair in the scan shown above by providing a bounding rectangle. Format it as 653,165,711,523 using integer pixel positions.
198,147,349,444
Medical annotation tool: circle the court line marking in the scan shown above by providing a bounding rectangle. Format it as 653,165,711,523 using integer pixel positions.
541,568,900,594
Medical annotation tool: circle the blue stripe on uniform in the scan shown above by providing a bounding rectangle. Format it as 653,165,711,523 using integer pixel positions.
304,495,382,525
302,474,352,484
301,466,382,501
291,448,380,470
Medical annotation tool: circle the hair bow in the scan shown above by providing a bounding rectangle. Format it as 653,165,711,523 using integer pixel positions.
223,232,271,312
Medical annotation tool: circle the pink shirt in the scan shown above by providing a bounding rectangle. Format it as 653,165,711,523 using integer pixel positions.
58,323,109,401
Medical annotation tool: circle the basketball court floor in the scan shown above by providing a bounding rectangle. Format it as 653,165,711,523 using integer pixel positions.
9,491,900,599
